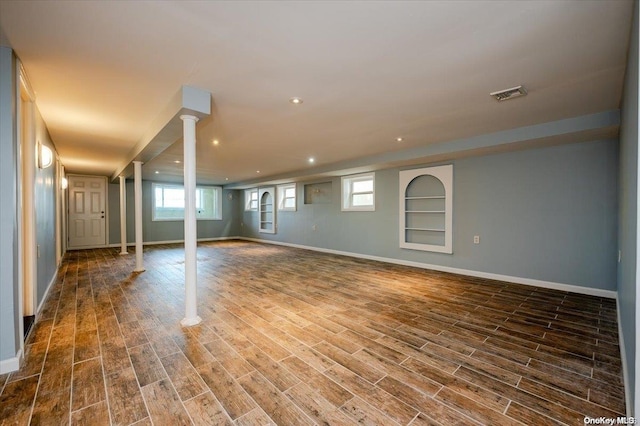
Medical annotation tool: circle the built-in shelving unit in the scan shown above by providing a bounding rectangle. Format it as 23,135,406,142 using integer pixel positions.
399,165,452,253
259,187,276,234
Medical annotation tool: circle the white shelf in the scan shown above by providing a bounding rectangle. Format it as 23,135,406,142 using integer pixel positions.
259,187,276,234
405,196,445,200
399,165,453,254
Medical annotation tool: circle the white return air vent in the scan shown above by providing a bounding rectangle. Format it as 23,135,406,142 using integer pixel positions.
490,85,527,101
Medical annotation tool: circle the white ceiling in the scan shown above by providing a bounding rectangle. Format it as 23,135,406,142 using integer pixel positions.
0,0,633,185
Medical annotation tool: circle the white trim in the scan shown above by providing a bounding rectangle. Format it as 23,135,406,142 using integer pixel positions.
617,295,632,415
100,236,237,250
0,349,22,374
341,172,375,212
239,237,617,299
245,189,258,211
400,165,453,254
258,187,276,234
277,183,297,212
36,271,58,316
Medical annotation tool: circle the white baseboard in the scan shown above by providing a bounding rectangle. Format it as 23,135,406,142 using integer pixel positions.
239,237,617,299
0,348,22,374
68,236,238,251
616,296,632,416
36,271,58,315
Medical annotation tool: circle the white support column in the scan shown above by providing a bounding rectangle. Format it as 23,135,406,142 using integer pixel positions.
133,161,145,272
180,114,201,327
119,175,128,255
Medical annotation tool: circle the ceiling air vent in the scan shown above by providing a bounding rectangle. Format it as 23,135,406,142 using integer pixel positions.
490,85,527,102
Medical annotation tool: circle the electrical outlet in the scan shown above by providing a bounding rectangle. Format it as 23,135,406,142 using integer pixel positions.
312,224,317,231
473,235,480,244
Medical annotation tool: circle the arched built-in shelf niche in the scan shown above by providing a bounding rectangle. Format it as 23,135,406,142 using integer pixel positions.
399,165,452,253
259,187,276,234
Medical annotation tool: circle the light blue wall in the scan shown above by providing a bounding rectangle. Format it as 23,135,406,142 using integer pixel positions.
243,139,619,291
618,0,638,414
107,181,241,245
0,48,61,367
34,108,58,304
0,47,19,362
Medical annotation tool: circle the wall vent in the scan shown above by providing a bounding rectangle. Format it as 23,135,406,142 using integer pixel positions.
490,85,527,101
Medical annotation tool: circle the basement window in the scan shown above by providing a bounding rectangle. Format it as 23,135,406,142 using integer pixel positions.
277,184,296,211
152,183,221,221
341,172,375,211
245,189,258,211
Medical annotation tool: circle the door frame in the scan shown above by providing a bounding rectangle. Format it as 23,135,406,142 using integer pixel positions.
16,62,36,351
67,174,109,249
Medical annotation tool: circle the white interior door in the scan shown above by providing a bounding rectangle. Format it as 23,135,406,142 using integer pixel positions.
68,175,107,248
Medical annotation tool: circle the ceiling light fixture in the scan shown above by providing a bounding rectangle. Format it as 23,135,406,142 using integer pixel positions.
256,170,261,174
308,157,315,164
174,160,181,164
289,97,303,105
154,171,159,174
213,139,220,146
396,137,403,143
490,85,527,102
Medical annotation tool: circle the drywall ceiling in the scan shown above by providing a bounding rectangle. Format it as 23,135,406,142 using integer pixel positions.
0,1,633,185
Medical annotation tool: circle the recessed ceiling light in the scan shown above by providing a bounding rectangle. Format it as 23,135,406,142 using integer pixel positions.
256,170,261,174
212,139,220,146
174,160,181,164
289,97,303,105
308,157,315,164
396,137,403,143
225,177,229,181
154,171,159,174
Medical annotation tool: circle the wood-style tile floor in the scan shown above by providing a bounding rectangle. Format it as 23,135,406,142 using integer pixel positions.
0,240,625,425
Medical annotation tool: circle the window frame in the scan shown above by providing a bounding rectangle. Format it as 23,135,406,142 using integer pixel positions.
277,183,297,211
152,182,222,221
341,172,375,211
245,189,258,211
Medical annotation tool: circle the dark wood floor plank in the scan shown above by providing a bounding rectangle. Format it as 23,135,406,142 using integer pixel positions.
159,351,207,401
30,384,72,425
325,364,419,425
183,391,234,426
234,407,276,426
0,375,39,425
72,358,106,412
7,341,48,383
239,344,299,391
314,341,385,384
71,400,111,426
128,343,166,387
196,360,256,420
105,367,149,425
281,355,354,407
238,371,314,426
141,379,191,426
